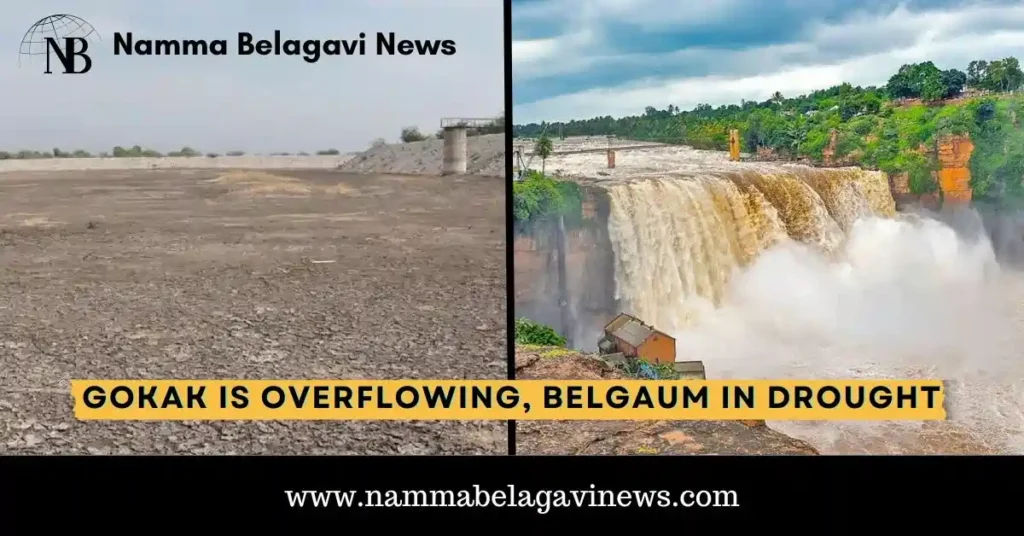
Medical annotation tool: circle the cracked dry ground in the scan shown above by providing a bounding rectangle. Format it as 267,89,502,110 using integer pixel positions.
0,169,507,455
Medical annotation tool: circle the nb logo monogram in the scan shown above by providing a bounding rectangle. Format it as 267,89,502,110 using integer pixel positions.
19,14,99,75
45,36,93,74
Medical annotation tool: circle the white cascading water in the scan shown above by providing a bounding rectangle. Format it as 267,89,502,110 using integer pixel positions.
606,169,1024,454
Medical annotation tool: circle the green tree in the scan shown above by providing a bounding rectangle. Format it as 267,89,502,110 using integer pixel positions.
534,135,553,175
511,55,1024,206
978,58,1023,92
888,62,943,99
920,75,946,102
939,69,967,99
967,60,988,88
1004,57,1024,91
887,64,916,98
166,147,193,157
861,92,883,114
400,127,428,143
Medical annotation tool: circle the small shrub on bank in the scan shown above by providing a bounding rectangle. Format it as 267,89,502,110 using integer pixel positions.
400,127,428,143
514,318,567,347
617,358,679,380
512,171,583,224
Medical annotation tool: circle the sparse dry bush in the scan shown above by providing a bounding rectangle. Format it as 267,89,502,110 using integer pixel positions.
400,127,428,143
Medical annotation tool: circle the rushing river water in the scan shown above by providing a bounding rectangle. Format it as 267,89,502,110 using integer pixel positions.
604,169,1024,454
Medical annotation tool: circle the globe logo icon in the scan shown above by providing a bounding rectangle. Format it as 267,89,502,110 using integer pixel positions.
19,14,99,72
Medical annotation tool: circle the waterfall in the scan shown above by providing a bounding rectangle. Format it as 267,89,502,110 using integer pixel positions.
602,168,1024,454
606,168,895,335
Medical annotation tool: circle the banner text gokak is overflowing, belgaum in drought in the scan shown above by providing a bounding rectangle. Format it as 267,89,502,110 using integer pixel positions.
70,380,946,421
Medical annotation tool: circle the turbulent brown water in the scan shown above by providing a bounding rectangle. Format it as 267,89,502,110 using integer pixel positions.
605,168,1024,454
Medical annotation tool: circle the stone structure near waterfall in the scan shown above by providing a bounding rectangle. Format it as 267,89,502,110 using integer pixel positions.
936,134,974,206
728,129,741,161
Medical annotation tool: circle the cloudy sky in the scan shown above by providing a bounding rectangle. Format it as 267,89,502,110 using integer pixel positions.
2,1,503,154
512,0,1024,124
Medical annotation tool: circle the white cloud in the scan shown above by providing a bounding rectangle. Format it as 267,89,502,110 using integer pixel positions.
512,29,599,79
514,0,740,30
512,38,559,63
514,2,1024,123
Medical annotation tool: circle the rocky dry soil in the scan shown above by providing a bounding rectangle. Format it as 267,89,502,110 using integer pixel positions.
0,168,506,454
515,346,818,455
340,134,505,177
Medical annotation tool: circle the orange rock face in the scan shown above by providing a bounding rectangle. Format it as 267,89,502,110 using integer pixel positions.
936,135,974,205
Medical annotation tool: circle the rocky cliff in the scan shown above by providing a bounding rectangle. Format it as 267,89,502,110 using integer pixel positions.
936,134,974,205
514,187,618,350
888,133,974,210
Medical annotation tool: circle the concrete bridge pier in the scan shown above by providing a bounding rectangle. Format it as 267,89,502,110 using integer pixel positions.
439,117,500,176
441,126,468,176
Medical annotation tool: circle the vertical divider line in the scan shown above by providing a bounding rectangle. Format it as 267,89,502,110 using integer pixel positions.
503,0,517,456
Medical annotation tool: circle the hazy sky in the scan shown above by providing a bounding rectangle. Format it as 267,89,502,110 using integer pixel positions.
512,0,1024,124
3,1,503,154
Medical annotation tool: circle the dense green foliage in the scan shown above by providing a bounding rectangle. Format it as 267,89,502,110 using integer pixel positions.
887,61,966,101
514,318,567,347
512,170,583,223
514,57,1024,201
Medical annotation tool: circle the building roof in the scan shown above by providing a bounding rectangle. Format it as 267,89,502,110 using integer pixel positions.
604,312,675,347
603,313,632,334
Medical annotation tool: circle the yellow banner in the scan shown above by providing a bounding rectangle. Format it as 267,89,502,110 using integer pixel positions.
70,379,946,421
